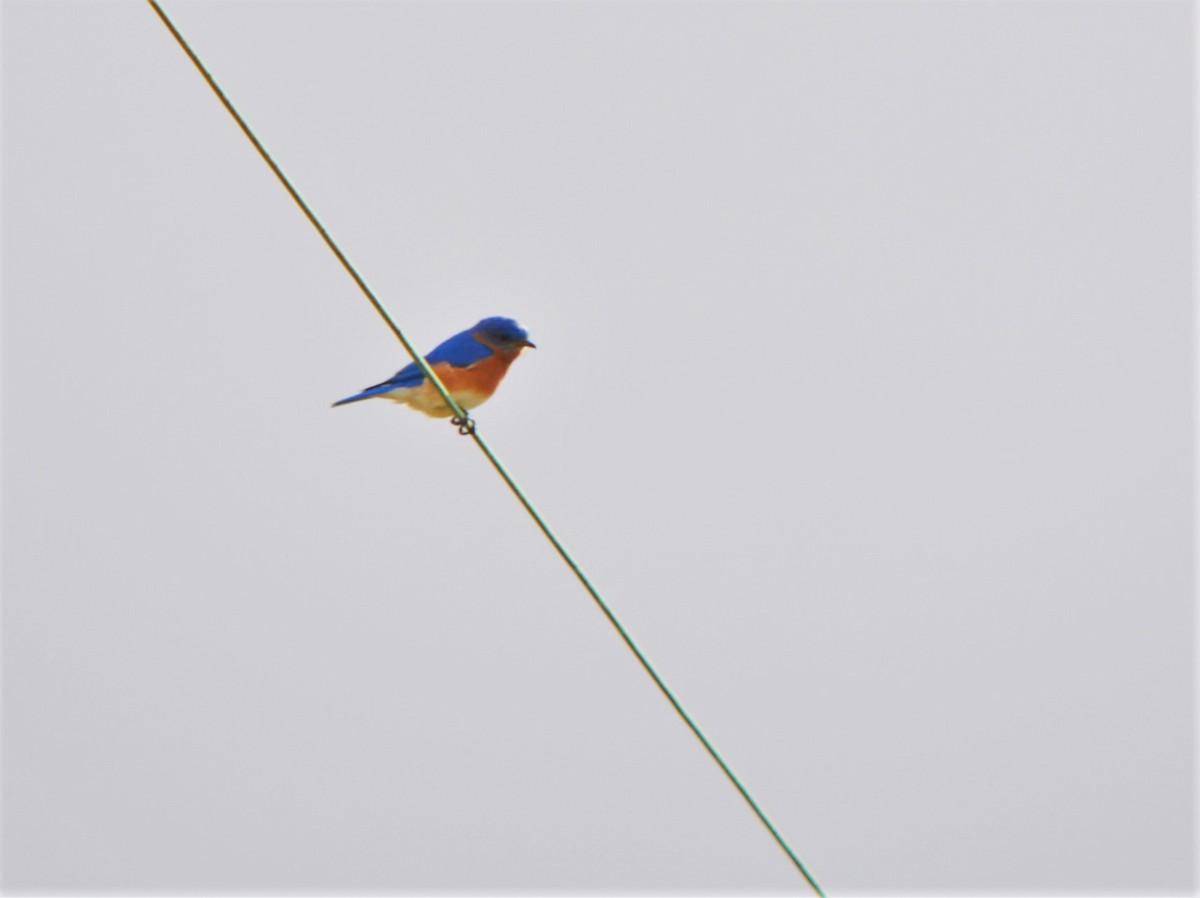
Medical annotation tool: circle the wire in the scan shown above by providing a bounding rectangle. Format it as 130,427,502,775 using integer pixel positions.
146,3,825,893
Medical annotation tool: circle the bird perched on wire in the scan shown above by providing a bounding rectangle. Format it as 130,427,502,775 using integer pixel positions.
332,316,535,417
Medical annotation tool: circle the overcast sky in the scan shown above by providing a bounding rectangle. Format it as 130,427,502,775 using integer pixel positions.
3,1,1194,894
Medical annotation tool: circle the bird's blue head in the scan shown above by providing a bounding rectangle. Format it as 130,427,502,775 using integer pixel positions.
474,316,535,351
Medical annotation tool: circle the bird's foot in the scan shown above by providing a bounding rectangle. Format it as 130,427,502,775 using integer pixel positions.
450,415,476,436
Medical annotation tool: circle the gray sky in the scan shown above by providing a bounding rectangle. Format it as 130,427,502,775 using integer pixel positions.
3,0,1194,893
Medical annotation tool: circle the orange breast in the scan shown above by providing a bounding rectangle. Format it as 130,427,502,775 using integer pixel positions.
398,350,521,416
436,351,517,401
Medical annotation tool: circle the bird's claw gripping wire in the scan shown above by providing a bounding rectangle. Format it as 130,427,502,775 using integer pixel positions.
451,416,476,436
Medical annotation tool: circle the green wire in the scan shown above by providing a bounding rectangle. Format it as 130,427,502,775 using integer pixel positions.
146,3,825,893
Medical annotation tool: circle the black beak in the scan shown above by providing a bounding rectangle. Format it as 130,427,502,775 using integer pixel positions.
522,340,537,349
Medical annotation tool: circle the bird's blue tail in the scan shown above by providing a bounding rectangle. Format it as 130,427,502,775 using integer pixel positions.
331,383,400,407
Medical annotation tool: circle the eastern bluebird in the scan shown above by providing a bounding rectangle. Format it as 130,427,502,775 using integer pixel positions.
332,316,535,417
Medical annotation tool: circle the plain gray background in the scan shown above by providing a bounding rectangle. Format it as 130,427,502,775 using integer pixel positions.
3,0,1194,893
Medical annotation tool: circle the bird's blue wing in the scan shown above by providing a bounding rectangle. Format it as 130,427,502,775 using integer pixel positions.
332,329,494,406
380,330,493,386
424,330,494,369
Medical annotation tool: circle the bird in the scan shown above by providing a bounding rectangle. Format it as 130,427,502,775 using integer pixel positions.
332,316,535,417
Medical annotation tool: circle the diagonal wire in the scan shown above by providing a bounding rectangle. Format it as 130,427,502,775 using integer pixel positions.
145,3,825,894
